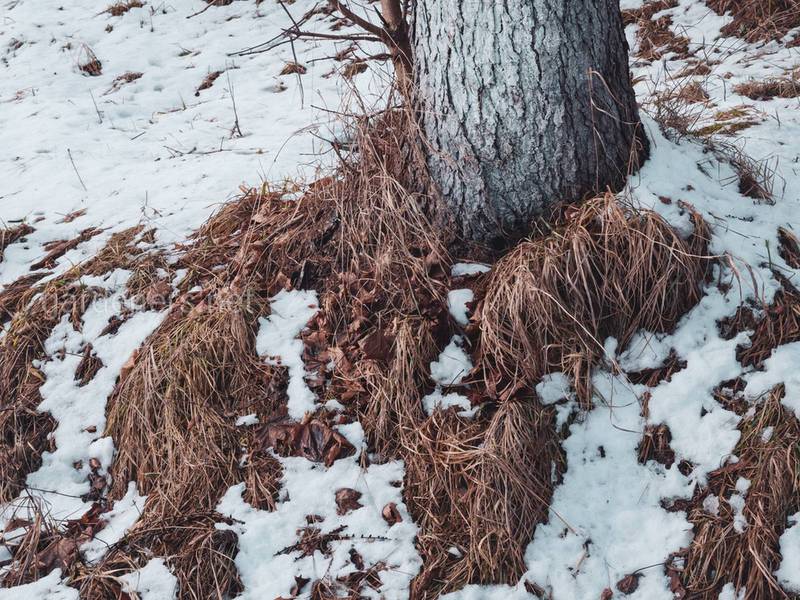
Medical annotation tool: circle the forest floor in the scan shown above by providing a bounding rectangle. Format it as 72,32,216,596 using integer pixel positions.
1,0,800,599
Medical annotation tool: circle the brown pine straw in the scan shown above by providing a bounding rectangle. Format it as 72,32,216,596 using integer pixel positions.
478,194,710,404
672,385,800,598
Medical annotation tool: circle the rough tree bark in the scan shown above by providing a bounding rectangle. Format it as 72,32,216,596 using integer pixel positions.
412,0,647,246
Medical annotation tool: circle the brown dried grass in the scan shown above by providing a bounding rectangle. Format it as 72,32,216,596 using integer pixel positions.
0,226,162,504
75,510,242,600
103,0,144,16
707,0,800,42
778,226,800,268
104,286,271,516
624,1,690,62
0,279,105,503
735,71,800,100
674,385,800,598
0,222,34,263
737,279,800,369
406,402,563,596
478,194,710,403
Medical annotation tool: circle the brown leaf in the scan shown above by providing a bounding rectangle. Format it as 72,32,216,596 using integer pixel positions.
290,575,309,596
335,488,363,515
261,420,355,466
119,349,139,383
359,328,393,362
143,280,171,310
616,573,641,594
600,589,613,600
381,502,402,525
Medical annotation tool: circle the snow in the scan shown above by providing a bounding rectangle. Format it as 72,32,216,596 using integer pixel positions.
256,289,319,419
430,336,471,386
82,481,147,563
729,477,751,534
423,336,475,417
2,0,800,597
524,372,692,599
0,570,78,600
776,513,800,593
119,558,177,600
447,288,474,326
745,342,800,418
719,583,746,600
451,263,490,277
217,447,421,599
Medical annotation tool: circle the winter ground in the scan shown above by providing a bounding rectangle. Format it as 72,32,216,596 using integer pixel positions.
1,0,800,598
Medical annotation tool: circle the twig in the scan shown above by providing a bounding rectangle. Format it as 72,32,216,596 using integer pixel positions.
226,68,244,138
67,149,88,192
89,90,103,124
277,1,305,108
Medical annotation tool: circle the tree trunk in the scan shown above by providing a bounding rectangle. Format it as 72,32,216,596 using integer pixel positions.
412,0,647,246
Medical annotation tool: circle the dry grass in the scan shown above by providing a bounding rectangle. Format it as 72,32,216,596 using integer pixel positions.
671,386,800,598
75,511,242,600
0,273,47,325
735,71,800,100
105,71,143,95
78,46,102,77
737,279,800,368
778,226,800,268
0,222,33,263
103,0,144,16
478,194,710,403
407,402,563,596
0,226,162,505
0,279,105,503
104,287,271,516
195,70,223,96
624,0,691,62
707,0,800,42
30,226,103,271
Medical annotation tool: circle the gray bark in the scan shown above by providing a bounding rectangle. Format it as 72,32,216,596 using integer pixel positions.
412,0,646,246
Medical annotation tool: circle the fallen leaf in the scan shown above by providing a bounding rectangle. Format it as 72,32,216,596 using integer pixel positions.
381,502,402,525
261,420,355,466
335,488,362,515
616,573,641,594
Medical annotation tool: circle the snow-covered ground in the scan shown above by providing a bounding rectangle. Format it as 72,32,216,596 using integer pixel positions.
2,0,800,598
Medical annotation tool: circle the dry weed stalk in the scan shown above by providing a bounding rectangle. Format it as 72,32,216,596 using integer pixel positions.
675,386,800,598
